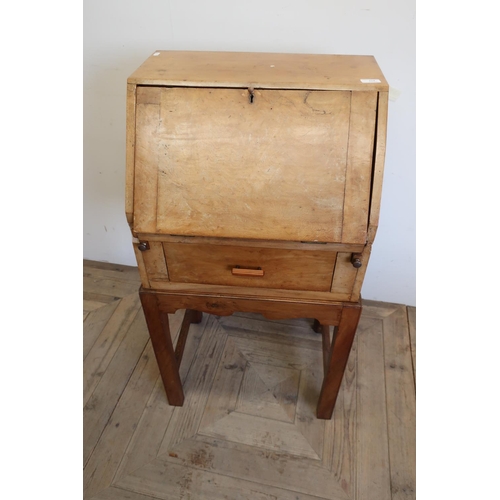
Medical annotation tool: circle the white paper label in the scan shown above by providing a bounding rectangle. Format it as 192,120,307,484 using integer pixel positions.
360,78,381,83
389,86,402,101
153,51,160,56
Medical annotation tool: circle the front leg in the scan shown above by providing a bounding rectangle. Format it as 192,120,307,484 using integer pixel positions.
316,303,362,419
139,289,185,406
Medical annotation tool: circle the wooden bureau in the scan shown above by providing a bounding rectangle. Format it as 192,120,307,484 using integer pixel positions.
125,51,388,419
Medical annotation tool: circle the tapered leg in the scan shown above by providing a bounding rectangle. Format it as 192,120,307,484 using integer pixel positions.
139,290,184,406
316,303,362,419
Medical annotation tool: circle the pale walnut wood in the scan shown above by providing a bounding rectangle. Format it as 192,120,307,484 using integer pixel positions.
83,263,415,500
317,304,361,419
147,279,353,302
351,243,373,302
342,91,378,244
139,287,359,421
173,309,202,367
320,323,333,375
132,242,150,288
128,51,389,91
231,267,265,277
128,51,388,303
126,52,389,426
134,86,355,243
330,252,359,297
132,101,159,234
151,290,343,326
163,242,337,292
367,91,389,243
329,244,373,302
136,232,365,253
141,241,168,282
125,83,136,227
139,292,185,407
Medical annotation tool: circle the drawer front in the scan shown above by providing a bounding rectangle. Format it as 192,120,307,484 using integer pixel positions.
163,243,336,292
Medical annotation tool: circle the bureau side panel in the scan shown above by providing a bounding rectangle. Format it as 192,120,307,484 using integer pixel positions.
367,91,389,243
133,242,151,288
142,241,169,281
342,91,378,244
350,244,372,302
330,252,358,298
125,83,136,227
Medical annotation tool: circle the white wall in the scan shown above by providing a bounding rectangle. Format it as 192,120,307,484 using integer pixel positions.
83,0,415,306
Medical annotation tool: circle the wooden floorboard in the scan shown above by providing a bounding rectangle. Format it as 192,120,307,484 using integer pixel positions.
83,260,415,500
83,300,121,360
355,312,391,500
90,486,160,500
83,294,141,406
383,305,416,500
84,259,141,279
83,311,150,467
84,291,122,305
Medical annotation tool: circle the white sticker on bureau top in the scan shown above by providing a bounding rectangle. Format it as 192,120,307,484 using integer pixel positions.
360,78,381,83
153,52,160,56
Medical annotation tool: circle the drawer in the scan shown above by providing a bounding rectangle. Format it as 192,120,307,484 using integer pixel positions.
163,242,337,292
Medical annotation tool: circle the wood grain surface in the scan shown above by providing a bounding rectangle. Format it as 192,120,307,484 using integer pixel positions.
128,51,389,91
163,241,336,291
133,86,358,242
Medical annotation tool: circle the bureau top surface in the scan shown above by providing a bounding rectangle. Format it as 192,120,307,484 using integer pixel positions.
127,51,388,91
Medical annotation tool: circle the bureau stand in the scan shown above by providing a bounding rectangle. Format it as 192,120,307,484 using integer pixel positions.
139,287,361,420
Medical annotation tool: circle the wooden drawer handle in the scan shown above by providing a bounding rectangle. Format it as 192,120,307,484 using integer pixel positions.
232,266,264,277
